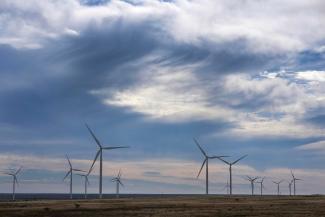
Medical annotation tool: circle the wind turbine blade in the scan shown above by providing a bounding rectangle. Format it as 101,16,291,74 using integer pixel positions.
253,177,259,181
72,169,86,172
217,157,230,165
89,150,100,174
118,169,122,179
66,155,72,168
232,155,248,165
193,138,207,157
15,166,22,175
296,178,303,181
63,171,71,181
102,146,129,150
3,172,13,176
119,180,124,187
210,155,229,159
85,123,102,148
197,158,207,178
291,170,295,179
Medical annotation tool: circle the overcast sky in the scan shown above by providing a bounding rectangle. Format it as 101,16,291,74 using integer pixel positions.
0,0,324,195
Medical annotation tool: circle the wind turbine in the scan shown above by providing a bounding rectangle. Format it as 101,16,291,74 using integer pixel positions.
272,180,284,196
291,170,301,196
77,172,90,199
256,177,266,196
218,155,248,195
111,169,124,198
221,179,230,195
245,176,259,195
86,123,129,199
3,167,22,200
63,155,85,199
287,180,293,196
194,138,228,195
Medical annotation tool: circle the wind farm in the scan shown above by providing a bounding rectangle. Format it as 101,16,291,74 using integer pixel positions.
0,0,325,216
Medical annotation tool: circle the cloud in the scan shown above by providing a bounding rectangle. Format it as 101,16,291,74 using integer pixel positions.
296,140,325,152
94,64,233,122
93,66,325,138
2,1,323,140
1,0,325,54
295,70,325,82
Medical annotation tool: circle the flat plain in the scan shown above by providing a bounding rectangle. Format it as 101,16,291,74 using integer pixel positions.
1,195,325,217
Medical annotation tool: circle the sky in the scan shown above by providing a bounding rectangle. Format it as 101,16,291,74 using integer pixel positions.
0,0,325,195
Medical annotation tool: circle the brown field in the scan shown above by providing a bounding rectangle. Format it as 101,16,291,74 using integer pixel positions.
1,195,325,217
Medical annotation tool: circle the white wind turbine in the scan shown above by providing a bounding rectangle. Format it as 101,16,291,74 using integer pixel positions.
86,123,129,199
272,180,284,196
194,138,228,195
77,172,91,199
221,179,230,195
3,167,22,201
256,177,266,196
291,170,302,196
63,155,85,199
218,155,248,195
111,169,124,198
245,176,259,195
287,180,293,196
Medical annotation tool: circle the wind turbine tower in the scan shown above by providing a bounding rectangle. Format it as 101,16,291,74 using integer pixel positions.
291,170,301,196
86,123,129,199
218,155,248,195
3,167,22,201
111,169,124,198
256,177,266,196
77,172,91,199
193,138,228,195
287,180,293,196
222,179,230,195
272,180,284,196
63,155,85,199
245,176,259,195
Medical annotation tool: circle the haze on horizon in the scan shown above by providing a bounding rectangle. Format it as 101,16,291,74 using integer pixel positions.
0,0,324,195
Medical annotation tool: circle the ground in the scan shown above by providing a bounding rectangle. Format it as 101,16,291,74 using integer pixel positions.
0,195,325,217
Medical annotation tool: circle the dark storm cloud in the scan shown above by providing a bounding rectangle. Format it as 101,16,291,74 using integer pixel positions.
0,13,313,153
156,41,283,77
